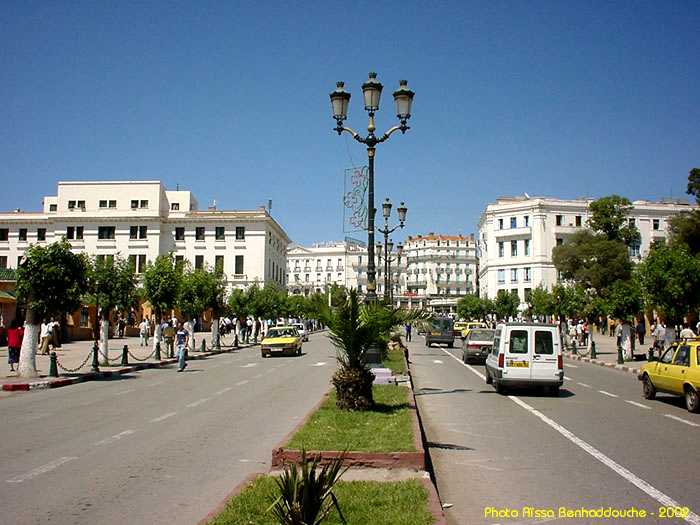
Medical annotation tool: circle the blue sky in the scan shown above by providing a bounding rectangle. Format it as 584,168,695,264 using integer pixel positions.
2,1,698,245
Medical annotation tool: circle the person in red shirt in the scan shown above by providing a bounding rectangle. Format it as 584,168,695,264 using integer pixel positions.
7,319,24,372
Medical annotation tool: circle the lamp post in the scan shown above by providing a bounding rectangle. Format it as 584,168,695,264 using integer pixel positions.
377,198,407,302
330,73,414,302
376,239,404,305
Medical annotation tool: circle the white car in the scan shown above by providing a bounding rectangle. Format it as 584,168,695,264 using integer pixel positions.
293,323,309,342
485,323,563,395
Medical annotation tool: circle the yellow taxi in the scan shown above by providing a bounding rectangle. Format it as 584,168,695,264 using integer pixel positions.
453,321,469,337
638,339,700,413
460,322,488,339
260,326,303,358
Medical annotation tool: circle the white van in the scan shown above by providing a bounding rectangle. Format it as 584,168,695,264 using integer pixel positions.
485,323,563,395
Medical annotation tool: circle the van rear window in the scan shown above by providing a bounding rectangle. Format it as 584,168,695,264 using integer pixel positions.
535,331,554,355
509,330,528,354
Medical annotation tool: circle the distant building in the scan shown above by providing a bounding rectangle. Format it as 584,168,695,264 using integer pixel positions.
477,195,693,305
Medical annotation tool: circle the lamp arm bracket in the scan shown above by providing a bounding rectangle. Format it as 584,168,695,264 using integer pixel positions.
378,124,408,142
335,125,364,143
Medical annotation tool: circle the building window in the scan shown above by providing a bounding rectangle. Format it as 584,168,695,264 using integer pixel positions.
629,241,641,258
305,274,309,282
109,200,116,208
131,200,138,209
76,226,83,240
511,269,518,283
215,226,225,240
0,256,6,269
98,226,115,240
67,226,75,239
68,200,76,210
235,226,245,240
524,288,532,301
129,226,147,240
174,255,184,267
510,217,517,229
498,218,504,230
556,238,563,246
511,240,518,257
0,229,7,241
524,215,529,227
96,254,114,265
652,219,660,231
140,200,148,209
99,200,108,208
195,255,204,269
171,203,180,211
128,254,146,273
139,226,147,239
49,204,57,212
175,227,185,241
234,255,244,275
215,255,224,273
77,200,85,210
498,242,504,258
524,239,530,256
37,228,46,241
195,227,205,241
524,267,531,282
19,228,27,241
497,269,505,284
575,215,582,227
555,215,563,226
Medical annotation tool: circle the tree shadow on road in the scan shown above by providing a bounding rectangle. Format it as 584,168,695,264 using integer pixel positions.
415,387,472,396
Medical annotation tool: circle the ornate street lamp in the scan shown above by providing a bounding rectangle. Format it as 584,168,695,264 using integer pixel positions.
377,198,408,302
330,73,415,302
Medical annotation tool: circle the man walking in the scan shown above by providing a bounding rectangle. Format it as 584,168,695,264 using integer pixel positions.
405,323,412,342
680,323,695,339
39,319,52,355
176,324,189,372
636,320,646,345
139,318,150,347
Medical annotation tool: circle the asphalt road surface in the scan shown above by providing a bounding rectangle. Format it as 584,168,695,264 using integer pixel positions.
0,332,336,525
409,335,700,525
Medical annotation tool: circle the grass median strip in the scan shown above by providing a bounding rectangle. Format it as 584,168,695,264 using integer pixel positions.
382,345,408,375
286,385,415,453
208,476,434,525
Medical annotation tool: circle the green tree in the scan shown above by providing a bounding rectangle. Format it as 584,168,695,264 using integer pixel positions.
227,288,250,319
529,286,554,318
637,243,700,324
16,240,89,377
587,195,640,245
602,278,643,321
493,290,520,320
142,254,182,350
286,295,309,319
178,266,226,350
687,167,700,203
86,255,137,364
669,211,700,256
456,294,485,320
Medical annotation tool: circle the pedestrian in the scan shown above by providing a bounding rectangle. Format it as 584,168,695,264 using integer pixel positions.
405,323,412,342
636,320,646,345
621,319,632,360
139,318,149,347
653,321,666,356
246,317,253,343
175,324,189,372
664,323,675,349
39,318,52,355
254,318,261,343
615,321,623,348
582,321,589,347
51,318,61,349
608,318,616,338
680,323,695,339
7,319,23,372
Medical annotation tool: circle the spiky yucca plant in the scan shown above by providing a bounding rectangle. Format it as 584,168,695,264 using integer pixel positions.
268,449,348,525
321,289,431,410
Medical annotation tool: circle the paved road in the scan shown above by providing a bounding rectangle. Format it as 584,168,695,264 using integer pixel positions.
409,336,699,525
0,332,336,525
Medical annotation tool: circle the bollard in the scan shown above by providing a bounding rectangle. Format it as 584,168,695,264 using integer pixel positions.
647,348,654,362
590,341,597,359
49,352,58,377
201,339,206,353
617,346,624,364
91,341,100,373
121,345,129,366
234,333,239,349
155,341,161,361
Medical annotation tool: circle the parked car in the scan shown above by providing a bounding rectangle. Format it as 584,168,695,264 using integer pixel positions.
425,318,455,348
453,321,469,337
460,321,488,339
485,323,563,395
638,340,700,413
462,328,495,363
293,322,308,342
260,326,303,357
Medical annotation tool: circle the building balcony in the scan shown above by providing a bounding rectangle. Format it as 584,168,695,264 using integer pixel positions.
493,226,532,239
406,280,427,288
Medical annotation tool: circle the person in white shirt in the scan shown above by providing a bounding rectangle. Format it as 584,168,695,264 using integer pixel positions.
679,323,695,339
139,319,150,347
620,320,633,360
39,320,52,355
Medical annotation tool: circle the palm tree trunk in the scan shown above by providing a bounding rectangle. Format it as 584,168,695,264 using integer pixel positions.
18,308,41,378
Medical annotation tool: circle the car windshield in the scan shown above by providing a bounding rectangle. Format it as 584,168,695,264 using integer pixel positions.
267,328,296,338
469,330,494,341
432,318,453,332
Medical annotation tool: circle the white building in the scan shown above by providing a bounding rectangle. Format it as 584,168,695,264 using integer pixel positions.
0,181,290,290
478,195,693,304
286,240,366,295
401,233,478,313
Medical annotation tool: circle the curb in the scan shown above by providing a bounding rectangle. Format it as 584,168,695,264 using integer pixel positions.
196,472,265,525
563,352,641,376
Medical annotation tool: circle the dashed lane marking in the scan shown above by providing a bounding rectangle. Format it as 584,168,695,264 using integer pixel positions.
241,363,257,368
625,400,651,410
664,414,700,427
186,398,211,408
577,382,591,388
432,359,444,364
115,388,135,396
563,364,578,368
95,430,135,447
312,362,327,367
598,390,619,398
6,457,78,483
564,376,572,381
235,380,249,386
150,412,177,423
439,347,700,525
252,374,263,379
214,387,233,396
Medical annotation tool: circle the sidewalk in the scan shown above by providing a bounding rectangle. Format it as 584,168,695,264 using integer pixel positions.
563,333,651,376
0,332,257,391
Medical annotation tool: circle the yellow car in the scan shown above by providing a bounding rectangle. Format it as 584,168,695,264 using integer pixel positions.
638,340,700,413
460,322,488,339
261,326,303,358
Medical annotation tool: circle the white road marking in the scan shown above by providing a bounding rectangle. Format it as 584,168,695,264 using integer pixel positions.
625,400,651,410
95,430,135,446
577,382,591,388
115,388,135,396
432,359,444,364
6,457,78,483
235,380,249,386
241,363,257,368
664,414,700,427
312,362,327,367
150,412,177,423
214,387,233,396
598,390,618,398
563,363,578,368
564,376,572,381
439,347,700,525
252,373,263,379
186,398,211,408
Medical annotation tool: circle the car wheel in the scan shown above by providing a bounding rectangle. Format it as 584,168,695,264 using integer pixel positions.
297,347,302,356
549,385,560,397
485,368,493,384
495,380,505,394
261,351,267,358
447,343,453,348
685,386,700,413
462,352,467,363
642,374,656,400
